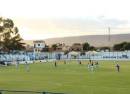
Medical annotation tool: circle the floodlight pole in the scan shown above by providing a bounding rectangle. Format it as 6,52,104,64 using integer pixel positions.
108,27,110,42
108,27,111,59
33,48,36,63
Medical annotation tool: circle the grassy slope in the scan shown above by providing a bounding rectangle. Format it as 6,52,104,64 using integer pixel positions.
0,60,130,94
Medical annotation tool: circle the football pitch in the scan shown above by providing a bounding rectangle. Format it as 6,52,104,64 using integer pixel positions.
0,60,130,94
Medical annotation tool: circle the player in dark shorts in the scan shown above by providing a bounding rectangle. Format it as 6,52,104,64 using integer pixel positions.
116,63,120,72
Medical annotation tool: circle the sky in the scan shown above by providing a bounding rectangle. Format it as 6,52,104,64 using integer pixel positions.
0,0,130,40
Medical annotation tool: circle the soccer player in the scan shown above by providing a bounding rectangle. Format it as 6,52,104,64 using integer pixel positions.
116,63,120,72
87,62,91,71
89,59,91,63
95,61,99,69
78,60,81,64
64,60,66,64
54,61,57,67
91,62,94,71
16,61,19,70
25,61,29,72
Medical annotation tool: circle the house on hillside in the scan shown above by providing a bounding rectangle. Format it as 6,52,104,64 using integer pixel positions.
33,40,46,52
62,45,71,51
55,43,63,51
51,43,70,52
70,43,83,51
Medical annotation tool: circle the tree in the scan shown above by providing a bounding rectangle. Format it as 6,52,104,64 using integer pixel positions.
82,42,90,51
89,46,96,51
64,50,69,55
0,17,25,52
42,45,49,52
51,44,58,51
113,42,127,51
123,42,130,50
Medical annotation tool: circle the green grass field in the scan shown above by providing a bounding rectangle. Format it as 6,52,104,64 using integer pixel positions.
0,60,130,94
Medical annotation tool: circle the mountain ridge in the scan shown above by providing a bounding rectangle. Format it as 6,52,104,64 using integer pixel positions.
23,33,130,47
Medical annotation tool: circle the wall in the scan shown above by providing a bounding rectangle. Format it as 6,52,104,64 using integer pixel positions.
0,51,130,63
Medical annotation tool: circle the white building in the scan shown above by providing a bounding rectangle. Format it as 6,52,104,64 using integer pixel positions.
33,40,46,51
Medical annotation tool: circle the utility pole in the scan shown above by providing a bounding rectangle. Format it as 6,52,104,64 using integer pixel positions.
108,27,111,42
108,27,111,59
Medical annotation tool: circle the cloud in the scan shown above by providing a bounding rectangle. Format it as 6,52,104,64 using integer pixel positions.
13,17,130,40
97,16,129,27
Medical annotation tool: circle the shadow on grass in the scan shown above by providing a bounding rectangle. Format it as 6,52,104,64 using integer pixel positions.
0,89,65,94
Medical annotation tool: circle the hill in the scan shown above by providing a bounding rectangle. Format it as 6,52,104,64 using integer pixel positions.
24,34,130,47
